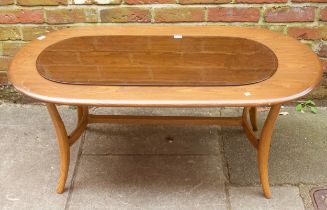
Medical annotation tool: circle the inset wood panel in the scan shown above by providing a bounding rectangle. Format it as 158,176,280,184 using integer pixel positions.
36,35,278,86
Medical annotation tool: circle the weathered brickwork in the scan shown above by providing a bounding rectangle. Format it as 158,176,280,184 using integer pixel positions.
154,7,205,22
46,8,98,24
0,0,326,93
319,44,327,57
264,7,316,22
100,7,151,22
0,9,44,24
17,0,68,5
208,7,260,22
288,27,327,40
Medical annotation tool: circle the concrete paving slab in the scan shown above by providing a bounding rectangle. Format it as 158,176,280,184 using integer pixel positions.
229,186,305,210
89,107,221,117
0,104,81,210
83,107,222,155
68,155,227,210
2,104,326,209
83,124,221,155
222,107,327,185
0,104,77,130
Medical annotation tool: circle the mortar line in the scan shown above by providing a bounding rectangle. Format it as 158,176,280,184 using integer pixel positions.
64,129,87,210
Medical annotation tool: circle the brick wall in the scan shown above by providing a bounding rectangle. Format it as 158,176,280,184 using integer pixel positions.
0,0,326,93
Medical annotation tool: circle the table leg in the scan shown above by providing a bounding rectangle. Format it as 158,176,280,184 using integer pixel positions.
242,104,281,198
77,106,84,124
257,104,281,198
77,106,88,125
242,107,259,149
249,107,258,131
45,103,280,198
46,103,70,194
46,103,88,193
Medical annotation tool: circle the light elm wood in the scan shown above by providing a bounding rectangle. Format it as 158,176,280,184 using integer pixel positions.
8,26,322,107
69,107,88,146
242,107,259,149
46,103,88,193
46,105,281,198
77,106,84,124
8,26,322,199
35,36,277,86
250,107,258,131
88,114,243,126
46,103,70,194
258,104,281,198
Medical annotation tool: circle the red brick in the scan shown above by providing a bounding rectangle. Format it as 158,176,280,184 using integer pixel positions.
179,0,230,3
321,7,327,21
0,9,44,24
17,0,67,5
125,0,175,3
287,27,327,40
319,45,327,58
288,27,321,40
237,0,286,3
321,59,327,72
46,9,97,24
208,8,260,22
100,8,151,22
292,0,327,2
0,0,14,5
154,8,205,22
264,7,315,23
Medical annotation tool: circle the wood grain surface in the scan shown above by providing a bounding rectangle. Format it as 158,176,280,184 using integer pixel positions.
8,25,322,107
35,36,277,86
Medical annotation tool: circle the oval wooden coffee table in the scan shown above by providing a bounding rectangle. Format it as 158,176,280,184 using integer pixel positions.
8,26,322,199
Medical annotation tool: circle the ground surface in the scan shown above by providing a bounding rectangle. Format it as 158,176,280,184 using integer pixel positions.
0,103,326,210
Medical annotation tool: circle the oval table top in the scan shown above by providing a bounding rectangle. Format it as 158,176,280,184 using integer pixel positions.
35,35,278,86
8,25,322,107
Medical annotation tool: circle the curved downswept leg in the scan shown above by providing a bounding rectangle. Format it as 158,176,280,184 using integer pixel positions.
242,107,259,149
77,106,88,124
46,103,70,194
258,104,281,199
249,107,258,131
77,106,84,124
69,106,88,146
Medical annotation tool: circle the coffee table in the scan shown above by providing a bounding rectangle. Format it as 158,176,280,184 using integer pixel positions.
8,26,322,198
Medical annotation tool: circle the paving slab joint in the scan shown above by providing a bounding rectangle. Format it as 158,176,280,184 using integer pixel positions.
224,183,233,210
217,107,232,184
64,131,87,210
